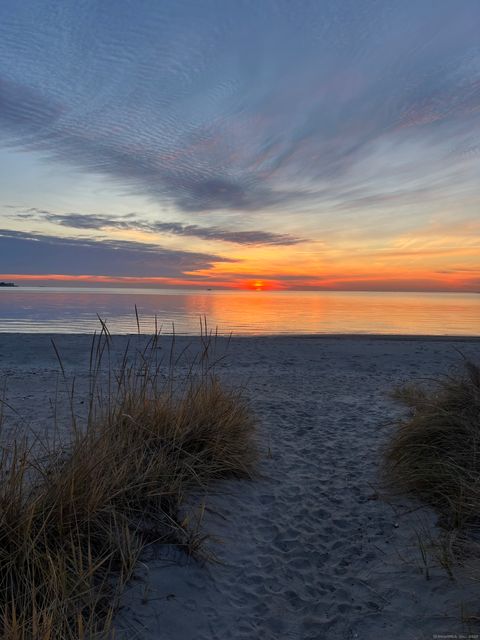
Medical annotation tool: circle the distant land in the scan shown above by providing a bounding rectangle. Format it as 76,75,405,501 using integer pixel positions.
0,282,16,287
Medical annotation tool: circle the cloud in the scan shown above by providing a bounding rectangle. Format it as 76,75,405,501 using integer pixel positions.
0,229,236,278
15,208,303,246
151,221,301,245
0,1,479,217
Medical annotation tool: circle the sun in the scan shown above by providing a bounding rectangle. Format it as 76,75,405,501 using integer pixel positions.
241,279,282,291
252,280,265,291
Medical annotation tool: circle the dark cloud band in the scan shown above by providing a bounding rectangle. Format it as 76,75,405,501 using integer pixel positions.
0,229,236,278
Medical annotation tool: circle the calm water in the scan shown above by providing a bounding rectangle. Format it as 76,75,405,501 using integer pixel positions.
0,287,478,336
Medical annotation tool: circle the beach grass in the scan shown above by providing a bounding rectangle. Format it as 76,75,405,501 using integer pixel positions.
383,359,480,530
0,323,257,638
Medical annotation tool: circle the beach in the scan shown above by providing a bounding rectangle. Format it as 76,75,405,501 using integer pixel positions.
2,333,480,639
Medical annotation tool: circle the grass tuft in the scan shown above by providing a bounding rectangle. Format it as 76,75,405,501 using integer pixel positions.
383,359,480,529
0,324,257,638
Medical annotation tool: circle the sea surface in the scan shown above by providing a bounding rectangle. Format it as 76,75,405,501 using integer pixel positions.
0,287,480,336
0,287,478,336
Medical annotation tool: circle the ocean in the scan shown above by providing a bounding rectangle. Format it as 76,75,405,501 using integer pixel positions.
0,287,478,336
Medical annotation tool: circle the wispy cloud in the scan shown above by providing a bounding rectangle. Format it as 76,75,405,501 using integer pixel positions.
0,1,479,216
14,208,303,246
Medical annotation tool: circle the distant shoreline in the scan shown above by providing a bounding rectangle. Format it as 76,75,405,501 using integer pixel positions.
0,284,477,294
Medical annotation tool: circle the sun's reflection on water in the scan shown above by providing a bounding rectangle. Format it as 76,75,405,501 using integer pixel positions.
0,288,478,336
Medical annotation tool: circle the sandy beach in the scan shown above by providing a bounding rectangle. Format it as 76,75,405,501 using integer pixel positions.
2,333,480,639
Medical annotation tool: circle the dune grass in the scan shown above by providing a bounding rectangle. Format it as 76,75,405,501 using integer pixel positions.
383,359,480,530
0,324,257,638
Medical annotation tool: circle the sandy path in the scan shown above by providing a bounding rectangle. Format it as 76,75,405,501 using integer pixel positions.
1,335,480,639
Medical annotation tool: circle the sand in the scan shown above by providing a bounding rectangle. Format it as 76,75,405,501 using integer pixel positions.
1,333,480,639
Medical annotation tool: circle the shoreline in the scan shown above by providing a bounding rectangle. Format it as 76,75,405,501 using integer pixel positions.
0,332,479,340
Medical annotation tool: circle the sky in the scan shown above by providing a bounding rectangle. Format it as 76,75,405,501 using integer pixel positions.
0,0,479,292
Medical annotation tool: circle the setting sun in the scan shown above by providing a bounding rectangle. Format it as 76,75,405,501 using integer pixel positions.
253,280,264,291
242,280,284,292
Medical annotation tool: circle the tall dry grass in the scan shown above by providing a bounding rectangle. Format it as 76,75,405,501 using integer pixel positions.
0,322,257,638
383,359,480,529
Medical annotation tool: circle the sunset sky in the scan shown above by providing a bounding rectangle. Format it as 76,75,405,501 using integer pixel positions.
0,0,479,292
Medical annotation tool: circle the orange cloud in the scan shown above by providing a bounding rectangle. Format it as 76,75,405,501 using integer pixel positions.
0,273,237,289
3,215,479,294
